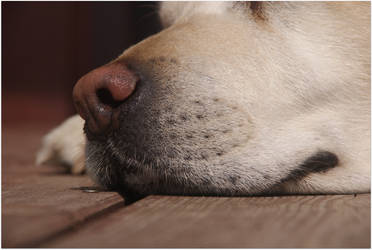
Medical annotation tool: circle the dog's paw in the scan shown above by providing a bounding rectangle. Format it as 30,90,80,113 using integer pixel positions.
36,115,86,174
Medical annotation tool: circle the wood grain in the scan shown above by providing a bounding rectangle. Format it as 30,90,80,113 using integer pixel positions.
2,125,124,247
44,194,370,248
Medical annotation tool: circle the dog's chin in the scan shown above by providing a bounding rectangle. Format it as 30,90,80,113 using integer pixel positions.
85,139,202,198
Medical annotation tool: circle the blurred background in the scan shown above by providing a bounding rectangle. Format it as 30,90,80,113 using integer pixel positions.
2,2,161,128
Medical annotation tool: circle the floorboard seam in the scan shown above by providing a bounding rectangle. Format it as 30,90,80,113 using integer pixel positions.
19,197,140,247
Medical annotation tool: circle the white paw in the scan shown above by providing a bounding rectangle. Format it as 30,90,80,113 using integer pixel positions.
36,115,86,174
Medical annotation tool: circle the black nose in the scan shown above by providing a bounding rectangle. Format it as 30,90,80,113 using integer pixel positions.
73,61,139,135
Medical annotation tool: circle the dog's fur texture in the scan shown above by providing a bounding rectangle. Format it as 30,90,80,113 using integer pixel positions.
37,2,371,197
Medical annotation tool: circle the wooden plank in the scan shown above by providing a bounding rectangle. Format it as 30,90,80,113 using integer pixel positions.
43,194,370,248
2,125,124,247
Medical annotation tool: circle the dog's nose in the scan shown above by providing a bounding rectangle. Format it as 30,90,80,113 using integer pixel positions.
73,62,138,135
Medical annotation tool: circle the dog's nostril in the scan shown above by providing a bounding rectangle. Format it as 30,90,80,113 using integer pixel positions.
96,88,123,109
73,61,138,136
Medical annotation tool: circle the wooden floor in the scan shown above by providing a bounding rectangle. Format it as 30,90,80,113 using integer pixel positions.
2,124,371,248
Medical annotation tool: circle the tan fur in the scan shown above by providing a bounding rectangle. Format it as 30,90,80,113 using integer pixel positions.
37,2,370,194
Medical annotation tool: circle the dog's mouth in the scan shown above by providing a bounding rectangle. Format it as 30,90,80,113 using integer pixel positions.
85,123,253,199
86,128,340,200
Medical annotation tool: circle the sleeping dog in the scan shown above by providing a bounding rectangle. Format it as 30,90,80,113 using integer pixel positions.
37,2,371,198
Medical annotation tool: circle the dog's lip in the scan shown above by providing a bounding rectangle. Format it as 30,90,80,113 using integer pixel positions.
102,140,153,170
